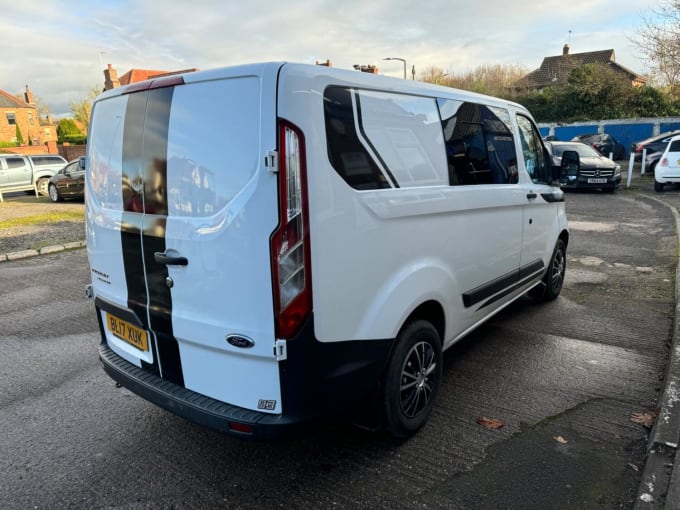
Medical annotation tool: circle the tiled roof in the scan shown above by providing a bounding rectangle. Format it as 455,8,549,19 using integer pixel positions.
0,89,31,109
518,48,646,89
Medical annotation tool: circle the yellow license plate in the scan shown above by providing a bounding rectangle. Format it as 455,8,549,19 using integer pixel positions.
106,313,149,352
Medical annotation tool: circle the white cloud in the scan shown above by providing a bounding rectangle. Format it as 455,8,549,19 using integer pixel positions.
0,0,659,117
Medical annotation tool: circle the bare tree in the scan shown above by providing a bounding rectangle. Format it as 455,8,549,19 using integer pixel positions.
630,0,680,98
420,64,528,98
69,86,101,133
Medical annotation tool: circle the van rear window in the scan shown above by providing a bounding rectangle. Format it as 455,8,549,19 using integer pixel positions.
166,78,259,216
88,77,260,216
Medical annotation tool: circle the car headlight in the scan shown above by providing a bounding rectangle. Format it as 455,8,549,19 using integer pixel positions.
614,164,621,176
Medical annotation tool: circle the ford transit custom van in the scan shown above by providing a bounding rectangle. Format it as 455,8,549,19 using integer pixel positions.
86,62,568,438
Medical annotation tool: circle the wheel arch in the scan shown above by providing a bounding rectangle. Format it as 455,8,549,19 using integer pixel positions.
399,300,445,345
559,229,569,249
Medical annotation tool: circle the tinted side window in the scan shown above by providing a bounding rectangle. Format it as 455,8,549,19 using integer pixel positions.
358,90,448,187
324,87,391,190
516,114,550,184
31,156,64,166
669,140,680,152
5,157,26,169
438,99,518,185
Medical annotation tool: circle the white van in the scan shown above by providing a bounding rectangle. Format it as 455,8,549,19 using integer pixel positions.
85,62,569,438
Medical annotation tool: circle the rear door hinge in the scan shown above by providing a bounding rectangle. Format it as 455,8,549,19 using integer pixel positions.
265,150,278,173
274,339,287,361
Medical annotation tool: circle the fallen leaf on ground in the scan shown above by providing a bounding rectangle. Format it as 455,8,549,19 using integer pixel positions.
553,435,568,444
477,417,504,430
630,410,659,428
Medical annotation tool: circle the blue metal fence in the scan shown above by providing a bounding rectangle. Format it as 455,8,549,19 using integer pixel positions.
539,117,680,159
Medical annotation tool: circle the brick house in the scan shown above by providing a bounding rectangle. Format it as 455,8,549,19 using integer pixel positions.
0,85,57,146
515,45,647,92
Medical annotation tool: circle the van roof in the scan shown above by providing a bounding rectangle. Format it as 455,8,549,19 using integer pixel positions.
94,61,525,113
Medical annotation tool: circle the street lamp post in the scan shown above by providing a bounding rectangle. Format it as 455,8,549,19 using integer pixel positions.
383,57,406,79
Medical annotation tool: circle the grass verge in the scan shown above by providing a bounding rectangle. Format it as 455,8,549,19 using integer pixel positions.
0,210,84,229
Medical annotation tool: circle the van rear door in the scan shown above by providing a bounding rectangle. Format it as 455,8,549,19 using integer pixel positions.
88,63,283,414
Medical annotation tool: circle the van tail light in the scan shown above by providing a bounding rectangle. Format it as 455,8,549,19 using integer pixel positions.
270,120,312,339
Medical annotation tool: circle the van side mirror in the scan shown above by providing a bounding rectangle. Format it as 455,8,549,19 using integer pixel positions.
79,157,86,171
561,150,580,176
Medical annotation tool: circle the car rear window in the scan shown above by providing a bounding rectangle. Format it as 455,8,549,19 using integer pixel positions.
669,140,680,152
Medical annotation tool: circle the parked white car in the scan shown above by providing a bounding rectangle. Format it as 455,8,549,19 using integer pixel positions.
654,134,680,192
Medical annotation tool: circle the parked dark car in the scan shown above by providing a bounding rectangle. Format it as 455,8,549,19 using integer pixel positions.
644,151,663,175
631,130,680,160
546,141,621,191
48,157,85,202
571,133,626,160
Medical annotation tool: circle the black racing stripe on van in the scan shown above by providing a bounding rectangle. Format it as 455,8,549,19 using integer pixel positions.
142,86,184,387
354,91,400,188
119,86,184,387
121,91,149,333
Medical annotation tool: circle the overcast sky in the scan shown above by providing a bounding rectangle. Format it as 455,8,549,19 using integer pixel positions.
2,0,660,117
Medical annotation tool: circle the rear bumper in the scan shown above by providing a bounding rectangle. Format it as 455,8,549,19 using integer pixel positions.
99,344,305,439
97,311,394,439
656,169,680,183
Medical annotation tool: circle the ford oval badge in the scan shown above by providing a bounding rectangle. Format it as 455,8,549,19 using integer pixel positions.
226,335,255,349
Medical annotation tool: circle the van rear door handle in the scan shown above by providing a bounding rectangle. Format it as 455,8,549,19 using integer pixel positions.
526,192,538,200
154,252,188,266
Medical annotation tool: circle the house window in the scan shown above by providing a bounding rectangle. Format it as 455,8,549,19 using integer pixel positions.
28,112,34,125
6,113,16,125
44,128,51,136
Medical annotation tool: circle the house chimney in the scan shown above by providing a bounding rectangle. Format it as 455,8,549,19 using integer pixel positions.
104,63,121,91
24,85,35,105
563,44,570,56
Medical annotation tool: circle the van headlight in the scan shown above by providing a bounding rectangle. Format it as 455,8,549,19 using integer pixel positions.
614,164,621,177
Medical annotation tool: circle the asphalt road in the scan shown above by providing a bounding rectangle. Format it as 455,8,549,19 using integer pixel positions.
0,182,675,509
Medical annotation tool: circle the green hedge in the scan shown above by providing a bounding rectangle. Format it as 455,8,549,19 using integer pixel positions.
61,135,87,145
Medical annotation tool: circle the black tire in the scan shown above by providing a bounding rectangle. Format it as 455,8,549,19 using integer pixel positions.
529,239,566,302
384,320,442,438
48,183,62,202
36,178,49,197
655,180,664,192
